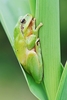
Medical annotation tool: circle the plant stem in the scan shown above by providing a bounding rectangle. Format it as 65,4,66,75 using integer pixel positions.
36,0,62,100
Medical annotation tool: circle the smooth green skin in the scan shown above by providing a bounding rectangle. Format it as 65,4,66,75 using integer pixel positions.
14,14,43,83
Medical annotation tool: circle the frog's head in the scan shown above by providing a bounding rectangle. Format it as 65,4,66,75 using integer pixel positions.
20,14,33,33
14,14,33,39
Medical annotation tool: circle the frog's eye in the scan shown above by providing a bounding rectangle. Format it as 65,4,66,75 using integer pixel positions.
20,19,26,32
21,19,26,24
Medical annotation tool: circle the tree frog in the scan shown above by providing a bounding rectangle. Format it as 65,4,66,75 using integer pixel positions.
14,14,43,83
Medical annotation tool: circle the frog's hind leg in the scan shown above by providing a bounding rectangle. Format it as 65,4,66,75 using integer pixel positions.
26,50,43,83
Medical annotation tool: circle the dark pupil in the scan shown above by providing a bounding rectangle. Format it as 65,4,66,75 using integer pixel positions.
21,19,26,23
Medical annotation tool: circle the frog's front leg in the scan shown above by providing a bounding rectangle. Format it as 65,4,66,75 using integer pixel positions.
26,39,43,83
32,18,43,37
26,34,36,50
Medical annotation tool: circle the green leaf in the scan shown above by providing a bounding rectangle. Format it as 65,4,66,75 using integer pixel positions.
28,0,36,16
23,72,48,100
35,0,62,100
56,62,67,100
0,0,30,46
0,0,48,99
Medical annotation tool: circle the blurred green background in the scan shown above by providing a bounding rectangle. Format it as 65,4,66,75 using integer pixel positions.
0,0,67,100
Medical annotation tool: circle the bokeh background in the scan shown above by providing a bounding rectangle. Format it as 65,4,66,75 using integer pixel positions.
0,0,67,100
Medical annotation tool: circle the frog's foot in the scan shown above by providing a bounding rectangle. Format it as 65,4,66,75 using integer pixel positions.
35,38,40,46
36,23,43,31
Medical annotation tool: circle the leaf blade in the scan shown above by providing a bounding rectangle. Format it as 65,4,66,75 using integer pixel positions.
0,0,48,100
36,0,62,99
28,0,36,16
56,62,67,100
